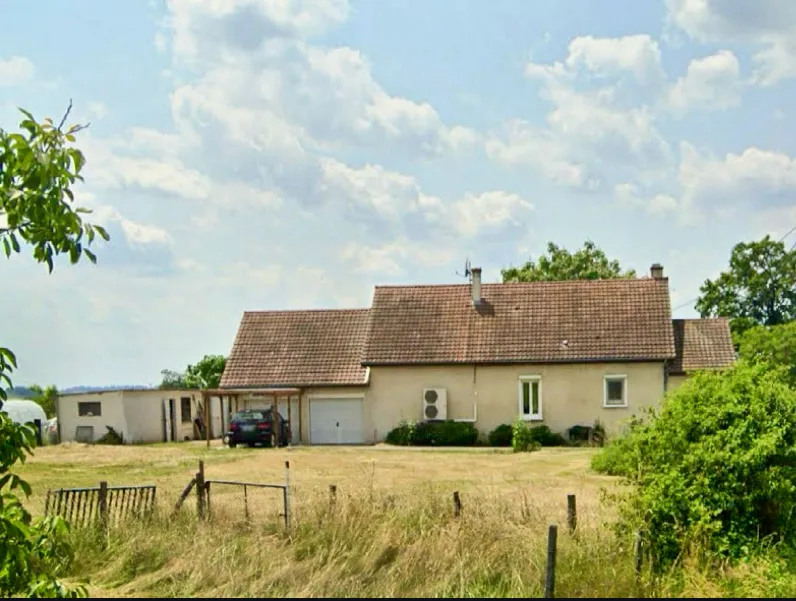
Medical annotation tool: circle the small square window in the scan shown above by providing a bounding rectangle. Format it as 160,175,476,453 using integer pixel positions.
78,402,102,417
604,376,627,408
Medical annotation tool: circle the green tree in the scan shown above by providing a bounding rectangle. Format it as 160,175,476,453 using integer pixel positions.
185,355,226,389
159,369,187,389
29,384,58,418
501,240,636,282
1,103,107,597
736,322,796,387
695,236,796,336
160,355,227,390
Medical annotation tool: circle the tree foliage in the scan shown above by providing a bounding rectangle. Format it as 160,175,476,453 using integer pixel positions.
159,369,187,390
594,362,796,567
1,104,105,597
29,384,58,418
160,355,227,390
501,240,636,282
696,236,796,336
736,322,796,387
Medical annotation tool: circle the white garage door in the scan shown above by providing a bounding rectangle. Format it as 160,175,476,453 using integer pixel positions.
309,397,365,444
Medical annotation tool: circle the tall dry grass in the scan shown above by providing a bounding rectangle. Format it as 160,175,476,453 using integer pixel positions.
66,483,796,598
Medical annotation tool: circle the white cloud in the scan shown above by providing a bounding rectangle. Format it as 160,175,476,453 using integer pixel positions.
0,56,34,86
614,182,679,214
76,191,173,247
162,1,475,158
86,102,109,121
565,35,665,83
341,238,455,276
489,35,671,188
445,191,535,237
678,142,796,213
668,50,742,111
666,0,796,85
317,157,534,238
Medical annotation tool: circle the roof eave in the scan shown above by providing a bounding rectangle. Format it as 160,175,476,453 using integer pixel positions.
361,356,675,367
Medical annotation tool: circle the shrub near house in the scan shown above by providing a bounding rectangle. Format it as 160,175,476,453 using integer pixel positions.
592,360,796,566
385,420,479,446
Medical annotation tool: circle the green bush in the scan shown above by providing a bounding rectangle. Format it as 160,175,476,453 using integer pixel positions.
567,420,606,446
488,424,513,447
590,418,643,476
511,418,540,453
385,421,414,445
385,420,479,446
527,425,567,447
614,361,796,567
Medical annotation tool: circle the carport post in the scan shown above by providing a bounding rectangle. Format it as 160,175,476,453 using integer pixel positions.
287,395,293,446
272,396,280,447
204,392,210,448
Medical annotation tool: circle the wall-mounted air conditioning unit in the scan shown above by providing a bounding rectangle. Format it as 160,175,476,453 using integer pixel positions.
422,388,447,421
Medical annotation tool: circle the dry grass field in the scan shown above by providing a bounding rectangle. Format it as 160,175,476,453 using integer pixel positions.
15,442,791,598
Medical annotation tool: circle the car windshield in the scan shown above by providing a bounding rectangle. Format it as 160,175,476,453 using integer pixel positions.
233,410,270,421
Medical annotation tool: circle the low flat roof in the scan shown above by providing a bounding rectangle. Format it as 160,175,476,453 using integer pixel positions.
58,388,198,397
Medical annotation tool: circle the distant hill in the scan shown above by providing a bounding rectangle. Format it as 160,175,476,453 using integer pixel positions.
59,385,151,394
5,384,151,397
5,386,35,398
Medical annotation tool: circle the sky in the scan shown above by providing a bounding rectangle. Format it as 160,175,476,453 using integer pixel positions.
2,0,796,388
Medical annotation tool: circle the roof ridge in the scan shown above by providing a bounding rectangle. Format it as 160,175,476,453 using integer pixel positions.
243,307,370,315
375,279,666,289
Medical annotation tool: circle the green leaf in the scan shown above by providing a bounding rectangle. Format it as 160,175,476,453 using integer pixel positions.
94,225,109,241
2,238,10,258
84,248,97,264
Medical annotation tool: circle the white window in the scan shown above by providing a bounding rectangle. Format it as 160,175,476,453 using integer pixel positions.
518,376,543,420
603,375,628,408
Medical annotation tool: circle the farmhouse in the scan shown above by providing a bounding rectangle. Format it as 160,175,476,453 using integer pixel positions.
218,264,735,445
56,388,220,444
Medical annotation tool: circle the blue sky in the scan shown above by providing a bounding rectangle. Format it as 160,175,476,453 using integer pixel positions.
2,0,796,388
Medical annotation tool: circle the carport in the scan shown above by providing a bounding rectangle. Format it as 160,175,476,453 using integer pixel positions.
200,388,301,448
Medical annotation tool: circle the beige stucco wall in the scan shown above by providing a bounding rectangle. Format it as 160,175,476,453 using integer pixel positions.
123,390,201,443
666,374,689,392
366,362,667,440
57,391,126,443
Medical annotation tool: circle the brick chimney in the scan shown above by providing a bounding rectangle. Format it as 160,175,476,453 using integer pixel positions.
650,263,664,279
471,267,482,304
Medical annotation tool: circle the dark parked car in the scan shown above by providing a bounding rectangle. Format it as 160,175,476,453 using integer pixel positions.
227,408,290,448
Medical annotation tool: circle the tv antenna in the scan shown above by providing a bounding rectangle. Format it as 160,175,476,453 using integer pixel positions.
456,258,472,279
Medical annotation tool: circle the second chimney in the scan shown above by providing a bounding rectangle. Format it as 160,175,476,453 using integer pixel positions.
471,267,482,304
650,263,664,279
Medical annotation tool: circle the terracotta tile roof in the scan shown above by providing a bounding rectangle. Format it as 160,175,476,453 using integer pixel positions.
362,279,676,365
670,318,735,374
220,309,370,388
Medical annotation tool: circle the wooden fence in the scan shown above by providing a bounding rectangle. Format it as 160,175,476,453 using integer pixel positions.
45,481,156,528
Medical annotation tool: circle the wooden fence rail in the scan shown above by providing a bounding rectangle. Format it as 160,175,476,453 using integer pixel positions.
45,481,157,528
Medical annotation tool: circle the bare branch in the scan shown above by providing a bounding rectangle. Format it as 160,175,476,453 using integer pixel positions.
57,99,74,132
